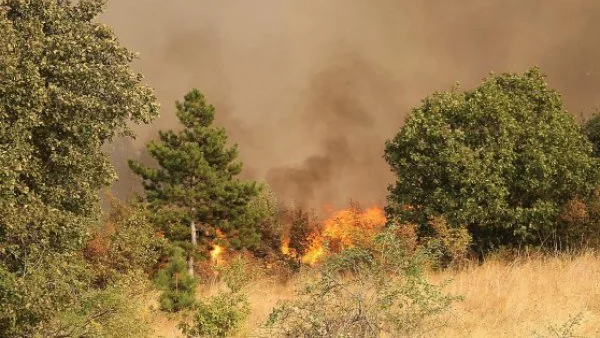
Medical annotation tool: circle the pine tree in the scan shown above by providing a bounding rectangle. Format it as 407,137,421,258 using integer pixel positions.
154,247,198,312
129,89,261,275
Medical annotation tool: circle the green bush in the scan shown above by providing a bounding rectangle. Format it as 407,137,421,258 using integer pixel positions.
39,280,153,338
264,230,458,337
180,292,250,338
154,247,198,312
179,257,252,338
85,194,166,287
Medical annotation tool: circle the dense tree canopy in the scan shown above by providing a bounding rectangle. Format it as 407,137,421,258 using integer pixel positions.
384,68,600,252
0,0,158,335
129,89,262,263
583,112,600,158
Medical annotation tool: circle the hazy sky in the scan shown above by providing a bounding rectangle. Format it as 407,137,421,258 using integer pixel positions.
100,0,600,212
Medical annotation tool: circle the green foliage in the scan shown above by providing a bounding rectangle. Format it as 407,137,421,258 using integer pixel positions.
38,281,153,338
84,194,166,287
418,216,472,269
179,257,252,338
181,292,250,338
583,111,600,158
154,247,198,312
218,255,254,294
129,89,261,259
385,68,600,253
0,0,157,335
1,251,153,338
243,184,284,257
264,231,457,337
0,254,90,337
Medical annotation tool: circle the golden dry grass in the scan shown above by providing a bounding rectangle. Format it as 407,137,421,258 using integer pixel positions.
150,253,600,337
431,252,600,337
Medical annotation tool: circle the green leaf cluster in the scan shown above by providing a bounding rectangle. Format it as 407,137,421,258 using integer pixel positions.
583,111,600,158
385,68,600,253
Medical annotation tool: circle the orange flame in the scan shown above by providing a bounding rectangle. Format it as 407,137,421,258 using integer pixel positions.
280,237,292,256
210,244,223,265
301,233,325,266
208,229,226,265
282,205,387,266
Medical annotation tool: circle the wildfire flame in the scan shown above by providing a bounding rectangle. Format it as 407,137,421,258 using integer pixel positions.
280,237,293,256
207,229,226,265
301,233,325,266
215,228,225,238
283,205,387,266
210,244,223,265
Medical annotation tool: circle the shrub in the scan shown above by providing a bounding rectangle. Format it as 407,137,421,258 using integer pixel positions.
392,222,419,252
85,194,166,287
180,292,250,338
179,257,252,338
40,280,154,338
533,312,585,338
419,216,472,268
264,231,458,337
273,207,322,272
154,247,198,312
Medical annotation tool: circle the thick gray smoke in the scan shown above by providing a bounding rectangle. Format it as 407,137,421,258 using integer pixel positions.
100,0,600,211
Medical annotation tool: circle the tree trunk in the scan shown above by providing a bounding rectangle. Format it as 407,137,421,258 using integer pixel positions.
188,220,197,277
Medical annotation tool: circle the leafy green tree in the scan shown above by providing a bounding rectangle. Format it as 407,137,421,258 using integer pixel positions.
0,0,158,335
583,111,600,157
129,89,261,275
384,68,600,253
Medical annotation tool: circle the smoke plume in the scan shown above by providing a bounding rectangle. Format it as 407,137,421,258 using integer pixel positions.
100,0,600,211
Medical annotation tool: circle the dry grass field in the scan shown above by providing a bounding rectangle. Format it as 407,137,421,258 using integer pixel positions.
430,253,600,337
149,252,600,337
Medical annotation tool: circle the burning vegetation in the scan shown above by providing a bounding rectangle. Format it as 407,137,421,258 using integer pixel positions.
209,244,224,265
209,229,226,266
207,203,388,268
280,204,387,266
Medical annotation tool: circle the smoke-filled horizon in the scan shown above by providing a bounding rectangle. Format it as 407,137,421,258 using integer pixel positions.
100,0,600,212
